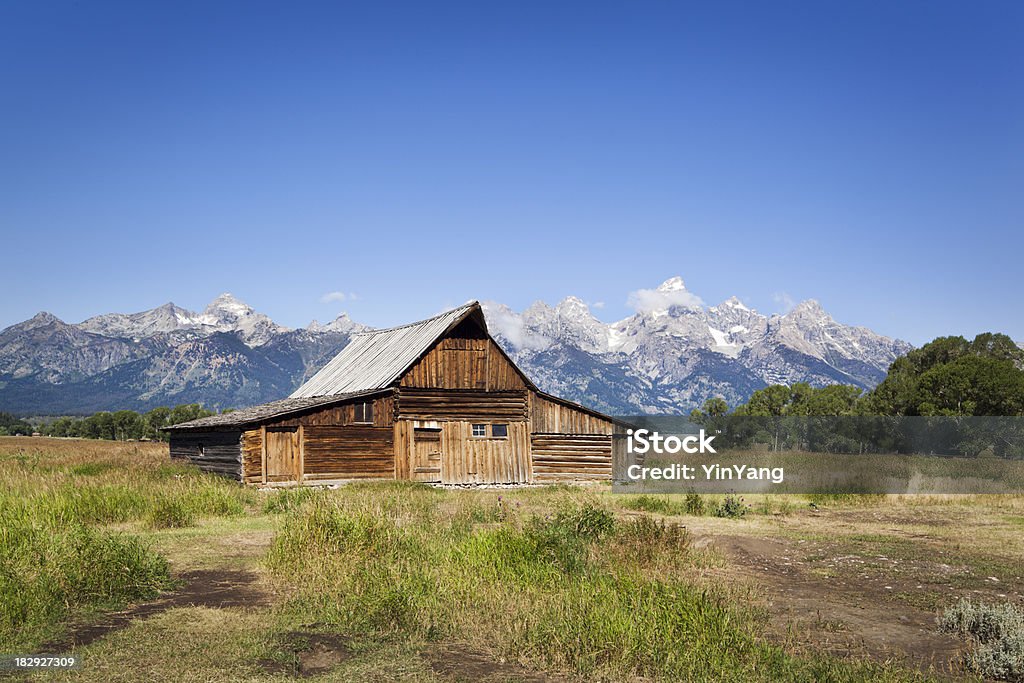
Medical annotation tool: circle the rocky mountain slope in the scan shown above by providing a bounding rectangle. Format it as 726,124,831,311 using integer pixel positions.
482,277,912,412
0,281,911,415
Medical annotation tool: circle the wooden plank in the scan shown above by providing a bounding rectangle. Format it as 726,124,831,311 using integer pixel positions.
260,425,267,484
297,424,305,483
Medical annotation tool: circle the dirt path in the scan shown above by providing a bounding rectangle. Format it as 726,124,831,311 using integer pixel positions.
42,569,270,651
708,532,966,675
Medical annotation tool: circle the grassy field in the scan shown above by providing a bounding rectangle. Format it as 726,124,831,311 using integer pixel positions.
2,437,1022,681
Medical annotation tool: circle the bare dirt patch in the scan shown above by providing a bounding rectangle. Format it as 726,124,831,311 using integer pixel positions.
42,569,268,651
258,630,352,678
711,532,967,675
422,643,567,682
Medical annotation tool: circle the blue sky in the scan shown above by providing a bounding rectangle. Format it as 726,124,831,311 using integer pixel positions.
1,1,1021,345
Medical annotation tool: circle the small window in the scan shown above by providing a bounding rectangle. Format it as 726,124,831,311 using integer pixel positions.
471,423,487,437
354,401,374,423
491,424,508,438
196,444,205,458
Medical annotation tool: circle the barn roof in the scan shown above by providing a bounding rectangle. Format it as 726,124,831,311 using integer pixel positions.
163,389,389,431
290,301,504,398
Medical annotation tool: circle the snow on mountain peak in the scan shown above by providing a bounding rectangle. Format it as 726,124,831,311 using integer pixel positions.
723,296,751,312
629,278,703,314
657,276,687,293
555,296,593,319
202,293,254,321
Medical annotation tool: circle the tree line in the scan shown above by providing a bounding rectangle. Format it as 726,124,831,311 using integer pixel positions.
687,333,1024,457
32,404,216,442
692,332,1024,420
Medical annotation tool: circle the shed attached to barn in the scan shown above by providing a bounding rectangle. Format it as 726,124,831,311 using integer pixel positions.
165,301,619,485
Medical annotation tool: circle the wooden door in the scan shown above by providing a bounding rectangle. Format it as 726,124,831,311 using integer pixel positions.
411,428,442,482
265,427,298,482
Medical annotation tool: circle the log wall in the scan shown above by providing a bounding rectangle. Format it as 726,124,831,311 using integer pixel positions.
169,430,243,480
530,433,613,482
396,388,528,421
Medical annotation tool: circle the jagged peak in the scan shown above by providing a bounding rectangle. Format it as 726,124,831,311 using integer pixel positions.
26,311,63,327
555,296,593,316
724,296,750,311
201,293,259,325
789,299,829,317
657,276,687,293
206,292,251,310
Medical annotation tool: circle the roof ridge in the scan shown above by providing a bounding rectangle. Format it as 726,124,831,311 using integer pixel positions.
351,301,479,336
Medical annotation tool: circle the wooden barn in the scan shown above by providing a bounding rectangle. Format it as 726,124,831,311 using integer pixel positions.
165,302,619,486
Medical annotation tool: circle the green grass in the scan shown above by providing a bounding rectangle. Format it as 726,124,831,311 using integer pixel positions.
1,437,998,681
0,437,255,651
265,484,931,681
0,517,170,649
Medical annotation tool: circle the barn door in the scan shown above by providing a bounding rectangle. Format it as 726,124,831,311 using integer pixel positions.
411,428,442,482
265,427,298,482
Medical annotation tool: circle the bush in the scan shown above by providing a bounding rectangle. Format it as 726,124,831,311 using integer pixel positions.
554,502,615,541
685,492,706,516
714,495,748,519
939,599,1024,681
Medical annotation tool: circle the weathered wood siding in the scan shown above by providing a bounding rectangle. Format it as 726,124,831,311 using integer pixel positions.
401,337,528,391
261,394,394,429
530,393,614,435
302,425,395,480
530,433,613,481
169,430,243,480
395,419,531,484
396,388,528,421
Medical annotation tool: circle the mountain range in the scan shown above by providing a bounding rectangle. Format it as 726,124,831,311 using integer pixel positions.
0,279,912,415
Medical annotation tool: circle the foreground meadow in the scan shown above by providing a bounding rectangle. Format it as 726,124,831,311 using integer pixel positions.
2,437,1022,681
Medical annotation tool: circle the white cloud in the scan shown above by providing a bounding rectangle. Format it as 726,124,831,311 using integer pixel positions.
482,302,552,351
320,291,350,304
773,291,795,313
627,287,703,313
591,301,605,310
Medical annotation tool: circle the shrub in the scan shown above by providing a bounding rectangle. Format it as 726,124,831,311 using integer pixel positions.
939,599,1024,681
714,495,748,519
553,502,615,541
685,492,706,516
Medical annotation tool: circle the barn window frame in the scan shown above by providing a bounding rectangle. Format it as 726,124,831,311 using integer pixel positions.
353,401,374,424
491,423,508,439
471,423,487,437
